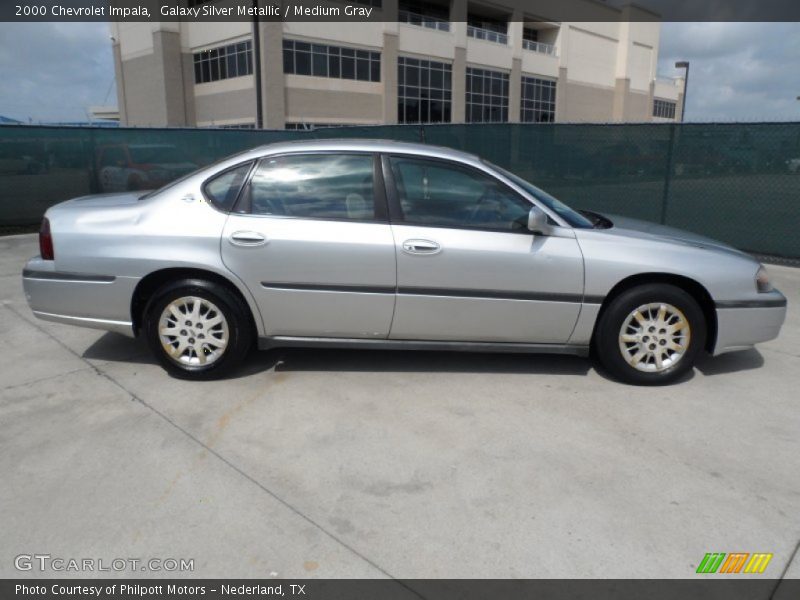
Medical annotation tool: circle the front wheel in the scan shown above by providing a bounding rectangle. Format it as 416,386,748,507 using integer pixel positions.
593,284,706,385
143,279,253,380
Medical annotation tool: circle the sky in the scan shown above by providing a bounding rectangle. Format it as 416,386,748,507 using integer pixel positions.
0,22,115,123
0,22,799,123
657,22,800,121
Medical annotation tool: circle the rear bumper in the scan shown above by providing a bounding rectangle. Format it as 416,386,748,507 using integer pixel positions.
713,291,787,355
22,257,138,337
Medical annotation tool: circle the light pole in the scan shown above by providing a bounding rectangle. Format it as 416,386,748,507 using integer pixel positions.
252,0,263,129
675,61,690,122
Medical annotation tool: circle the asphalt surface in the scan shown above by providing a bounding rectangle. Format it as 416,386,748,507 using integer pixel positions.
1,233,798,580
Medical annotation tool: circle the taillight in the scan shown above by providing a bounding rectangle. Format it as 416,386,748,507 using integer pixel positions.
39,217,54,260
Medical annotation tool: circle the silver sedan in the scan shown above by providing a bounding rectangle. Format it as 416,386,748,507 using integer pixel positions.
22,140,787,384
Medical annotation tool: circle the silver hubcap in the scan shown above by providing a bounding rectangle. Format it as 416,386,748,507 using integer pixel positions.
158,296,229,367
618,302,690,373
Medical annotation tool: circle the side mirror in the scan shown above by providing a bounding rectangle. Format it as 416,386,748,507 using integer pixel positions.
527,206,550,235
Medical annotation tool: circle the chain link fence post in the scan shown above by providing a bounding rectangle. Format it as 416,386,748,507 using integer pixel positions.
660,123,677,225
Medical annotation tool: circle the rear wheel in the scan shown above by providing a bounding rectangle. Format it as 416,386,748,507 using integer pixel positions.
144,279,253,380
593,283,706,385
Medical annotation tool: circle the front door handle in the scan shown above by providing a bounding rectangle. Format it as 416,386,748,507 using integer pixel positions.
229,231,268,247
402,239,441,255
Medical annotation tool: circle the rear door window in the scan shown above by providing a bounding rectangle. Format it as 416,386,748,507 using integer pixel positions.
245,153,377,221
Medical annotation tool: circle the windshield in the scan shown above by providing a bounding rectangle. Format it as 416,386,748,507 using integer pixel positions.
487,162,594,229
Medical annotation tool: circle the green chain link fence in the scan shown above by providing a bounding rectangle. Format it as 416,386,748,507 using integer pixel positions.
1,122,799,259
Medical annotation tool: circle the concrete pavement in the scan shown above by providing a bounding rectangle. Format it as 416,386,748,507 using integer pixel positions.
1,234,798,580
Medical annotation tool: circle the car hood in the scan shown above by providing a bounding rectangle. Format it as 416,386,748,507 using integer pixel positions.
600,213,752,259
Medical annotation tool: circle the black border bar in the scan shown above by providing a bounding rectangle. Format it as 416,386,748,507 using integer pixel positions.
4,578,800,600
4,0,800,23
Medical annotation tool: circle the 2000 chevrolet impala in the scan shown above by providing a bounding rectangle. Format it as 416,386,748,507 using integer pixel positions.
23,140,786,384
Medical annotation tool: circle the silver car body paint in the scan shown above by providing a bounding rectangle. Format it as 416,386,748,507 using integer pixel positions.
22,139,786,357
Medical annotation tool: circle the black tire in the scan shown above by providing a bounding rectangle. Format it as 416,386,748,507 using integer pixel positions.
593,283,706,385
143,278,254,380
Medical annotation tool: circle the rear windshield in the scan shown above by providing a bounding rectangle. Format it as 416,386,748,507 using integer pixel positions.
139,149,255,200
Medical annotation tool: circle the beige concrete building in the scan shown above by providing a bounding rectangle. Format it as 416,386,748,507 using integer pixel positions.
111,0,685,129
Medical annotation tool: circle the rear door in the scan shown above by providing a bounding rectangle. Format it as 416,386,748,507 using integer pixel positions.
221,152,396,339
383,154,584,344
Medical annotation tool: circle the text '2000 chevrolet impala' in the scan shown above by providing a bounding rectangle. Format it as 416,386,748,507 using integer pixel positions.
22,140,787,384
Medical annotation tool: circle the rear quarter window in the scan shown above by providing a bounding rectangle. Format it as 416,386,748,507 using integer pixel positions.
202,162,253,212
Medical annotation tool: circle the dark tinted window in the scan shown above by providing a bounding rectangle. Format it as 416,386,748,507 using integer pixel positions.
203,162,251,212
653,98,677,119
520,76,556,123
247,154,376,220
398,57,452,124
466,67,509,123
389,157,530,230
193,40,253,84
282,39,380,82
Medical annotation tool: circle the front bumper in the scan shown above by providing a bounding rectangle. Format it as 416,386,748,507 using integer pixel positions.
22,257,138,337
713,290,787,355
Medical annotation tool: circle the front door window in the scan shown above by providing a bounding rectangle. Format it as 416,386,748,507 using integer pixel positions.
388,156,530,231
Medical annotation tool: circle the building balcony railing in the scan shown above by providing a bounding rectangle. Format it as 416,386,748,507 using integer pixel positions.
522,39,556,56
399,10,450,32
467,25,508,45
655,76,681,87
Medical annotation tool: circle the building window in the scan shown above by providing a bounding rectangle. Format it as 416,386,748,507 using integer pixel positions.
523,28,538,43
399,0,450,32
653,99,677,119
193,41,253,84
522,27,556,55
466,67,508,123
283,40,380,82
285,123,357,130
217,123,256,129
521,76,556,123
398,57,452,124
467,14,508,45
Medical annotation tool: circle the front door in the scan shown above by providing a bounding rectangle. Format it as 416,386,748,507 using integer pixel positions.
221,152,396,339
384,155,584,344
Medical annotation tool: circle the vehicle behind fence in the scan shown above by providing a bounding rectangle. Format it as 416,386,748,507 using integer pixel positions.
1,122,799,259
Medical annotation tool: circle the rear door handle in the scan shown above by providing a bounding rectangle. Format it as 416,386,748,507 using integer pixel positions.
229,231,268,247
402,239,441,255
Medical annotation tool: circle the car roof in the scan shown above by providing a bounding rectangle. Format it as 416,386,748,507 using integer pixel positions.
248,138,481,163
